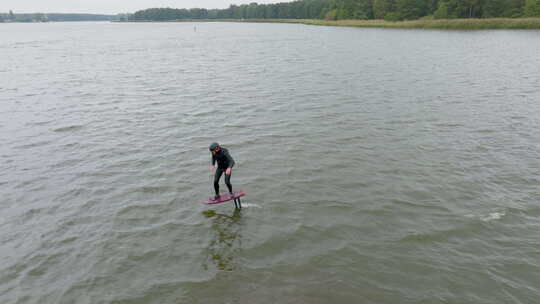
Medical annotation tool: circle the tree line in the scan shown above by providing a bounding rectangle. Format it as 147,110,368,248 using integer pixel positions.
0,11,115,22
129,0,540,22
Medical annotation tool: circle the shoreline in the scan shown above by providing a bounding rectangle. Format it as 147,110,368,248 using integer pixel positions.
126,18,540,30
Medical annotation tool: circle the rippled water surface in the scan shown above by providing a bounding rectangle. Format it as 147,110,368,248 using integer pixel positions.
1,22,540,304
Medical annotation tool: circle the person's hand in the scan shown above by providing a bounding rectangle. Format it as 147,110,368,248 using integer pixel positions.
210,166,216,173
225,168,232,175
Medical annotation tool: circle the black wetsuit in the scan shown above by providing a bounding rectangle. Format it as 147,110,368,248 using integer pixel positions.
212,147,235,196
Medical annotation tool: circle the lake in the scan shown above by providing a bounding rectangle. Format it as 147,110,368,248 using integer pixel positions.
1,21,540,304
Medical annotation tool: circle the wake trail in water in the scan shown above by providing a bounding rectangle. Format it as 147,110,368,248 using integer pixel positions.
238,203,261,208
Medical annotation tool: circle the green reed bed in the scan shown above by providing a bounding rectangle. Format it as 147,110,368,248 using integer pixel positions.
282,18,540,30
177,18,540,30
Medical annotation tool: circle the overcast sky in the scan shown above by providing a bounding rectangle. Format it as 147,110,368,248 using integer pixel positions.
3,0,291,15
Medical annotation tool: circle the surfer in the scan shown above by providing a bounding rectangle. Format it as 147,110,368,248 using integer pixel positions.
209,142,235,199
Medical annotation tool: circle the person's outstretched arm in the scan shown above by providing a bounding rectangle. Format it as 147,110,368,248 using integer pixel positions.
210,153,216,172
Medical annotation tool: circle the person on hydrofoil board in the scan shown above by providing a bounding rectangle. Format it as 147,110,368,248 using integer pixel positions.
209,142,235,200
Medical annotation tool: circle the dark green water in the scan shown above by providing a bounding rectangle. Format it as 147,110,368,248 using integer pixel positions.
1,22,540,304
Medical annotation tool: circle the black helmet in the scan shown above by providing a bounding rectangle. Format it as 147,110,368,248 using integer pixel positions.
209,142,220,151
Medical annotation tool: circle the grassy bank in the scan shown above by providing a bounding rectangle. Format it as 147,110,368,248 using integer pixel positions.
299,18,540,30
167,18,540,30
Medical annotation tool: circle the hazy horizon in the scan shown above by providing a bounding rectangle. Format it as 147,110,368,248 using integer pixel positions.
2,0,292,15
